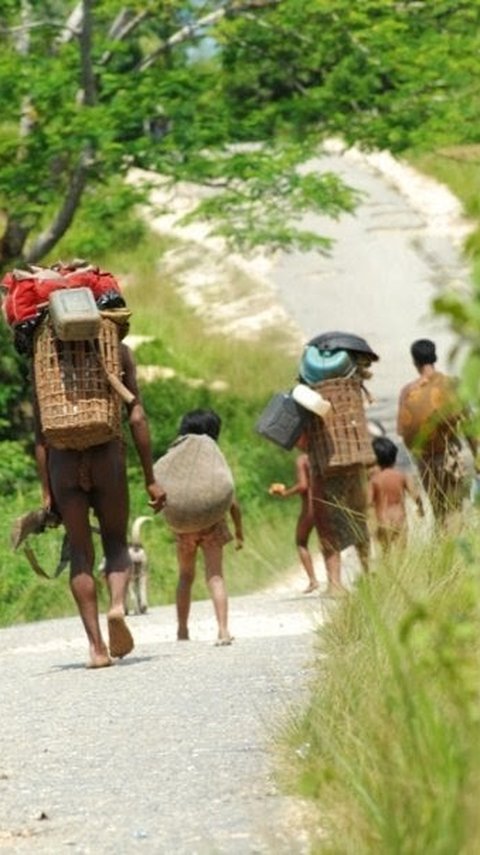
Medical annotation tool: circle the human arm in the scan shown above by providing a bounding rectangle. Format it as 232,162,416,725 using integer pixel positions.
32,390,54,511
396,384,410,437
229,498,244,550
121,345,166,513
269,454,309,498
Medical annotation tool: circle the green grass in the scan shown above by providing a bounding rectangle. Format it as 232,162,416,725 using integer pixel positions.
276,145,480,853
279,526,480,853
409,147,480,279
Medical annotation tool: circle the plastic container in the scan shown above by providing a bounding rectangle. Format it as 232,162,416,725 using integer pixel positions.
292,383,331,417
256,392,310,450
49,287,101,341
299,346,356,385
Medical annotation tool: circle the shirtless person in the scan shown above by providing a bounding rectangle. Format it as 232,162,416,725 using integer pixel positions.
269,433,320,593
397,338,479,520
172,409,243,646
34,342,166,668
369,436,424,550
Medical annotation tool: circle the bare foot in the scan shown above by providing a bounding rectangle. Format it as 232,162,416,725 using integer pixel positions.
107,609,134,658
177,627,190,641
87,645,112,669
303,581,320,594
323,584,349,598
215,634,234,647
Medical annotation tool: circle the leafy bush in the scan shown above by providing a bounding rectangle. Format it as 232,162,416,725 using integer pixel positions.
0,440,37,494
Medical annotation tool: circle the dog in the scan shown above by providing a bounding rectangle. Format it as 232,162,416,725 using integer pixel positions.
125,516,152,615
97,515,152,615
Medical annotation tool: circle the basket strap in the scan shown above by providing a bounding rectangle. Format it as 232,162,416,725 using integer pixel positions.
361,383,375,405
89,342,135,405
104,369,135,405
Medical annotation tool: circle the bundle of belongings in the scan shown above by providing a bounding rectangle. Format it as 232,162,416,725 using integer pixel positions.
256,330,379,472
2,259,133,577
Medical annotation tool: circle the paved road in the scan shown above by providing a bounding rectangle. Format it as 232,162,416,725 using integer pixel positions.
271,144,472,433
1,150,471,854
1,571,343,855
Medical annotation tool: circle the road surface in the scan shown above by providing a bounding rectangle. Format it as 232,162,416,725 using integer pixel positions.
1,148,472,853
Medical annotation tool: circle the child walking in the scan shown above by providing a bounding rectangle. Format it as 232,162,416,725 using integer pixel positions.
172,409,243,645
269,433,320,593
369,436,424,550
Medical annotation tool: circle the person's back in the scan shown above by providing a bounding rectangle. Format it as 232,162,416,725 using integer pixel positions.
397,338,479,520
370,436,424,549
370,466,410,530
164,408,243,645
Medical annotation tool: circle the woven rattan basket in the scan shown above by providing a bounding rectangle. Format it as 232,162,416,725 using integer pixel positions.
33,317,123,450
307,376,375,474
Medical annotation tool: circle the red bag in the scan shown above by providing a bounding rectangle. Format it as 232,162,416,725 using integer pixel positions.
1,264,122,326
1,268,66,325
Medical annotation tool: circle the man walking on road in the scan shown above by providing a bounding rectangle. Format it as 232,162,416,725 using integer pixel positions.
397,338,478,520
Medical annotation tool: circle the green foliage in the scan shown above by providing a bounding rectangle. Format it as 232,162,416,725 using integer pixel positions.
51,178,147,260
0,440,36,493
281,532,480,853
7,0,478,263
0,322,32,440
178,143,359,252
218,0,480,153
407,147,480,434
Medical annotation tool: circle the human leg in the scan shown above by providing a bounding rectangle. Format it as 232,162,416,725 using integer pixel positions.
49,450,110,667
90,443,134,658
296,510,319,593
175,536,197,640
203,541,232,643
322,548,347,595
355,538,370,573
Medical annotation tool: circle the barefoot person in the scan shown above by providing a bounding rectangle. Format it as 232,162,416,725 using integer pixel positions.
269,433,320,593
397,338,479,521
369,436,424,550
170,409,243,645
34,342,166,668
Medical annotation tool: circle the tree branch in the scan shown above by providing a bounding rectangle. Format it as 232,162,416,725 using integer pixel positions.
26,1,97,263
100,9,151,66
137,0,281,71
25,151,92,263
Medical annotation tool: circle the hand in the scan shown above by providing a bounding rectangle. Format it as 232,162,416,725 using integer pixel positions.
147,482,167,514
269,482,286,496
235,537,244,551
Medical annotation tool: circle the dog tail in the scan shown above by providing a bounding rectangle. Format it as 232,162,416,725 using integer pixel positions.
130,515,153,547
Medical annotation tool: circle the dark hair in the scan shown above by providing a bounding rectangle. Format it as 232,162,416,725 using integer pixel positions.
178,408,222,441
410,339,436,366
372,436,398,468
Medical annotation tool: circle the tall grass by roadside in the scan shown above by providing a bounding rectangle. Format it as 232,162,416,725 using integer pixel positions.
0,230,305,626
273,145,480,853
279,525,480,854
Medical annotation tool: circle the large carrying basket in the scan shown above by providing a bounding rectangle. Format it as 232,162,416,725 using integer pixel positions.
33,317,123,450
307,377,375,474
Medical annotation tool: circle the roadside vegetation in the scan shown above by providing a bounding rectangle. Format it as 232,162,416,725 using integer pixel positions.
278,150,480,852
2,1,480,847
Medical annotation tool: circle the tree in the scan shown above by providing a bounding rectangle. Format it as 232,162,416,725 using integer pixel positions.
218,0,480,153
0,0,360,271
1,0,479,269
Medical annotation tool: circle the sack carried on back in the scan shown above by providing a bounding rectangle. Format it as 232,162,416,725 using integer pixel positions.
153,434,235,533
398,372,462,453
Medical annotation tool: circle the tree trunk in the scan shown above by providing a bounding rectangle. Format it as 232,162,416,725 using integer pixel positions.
0,217,30,270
